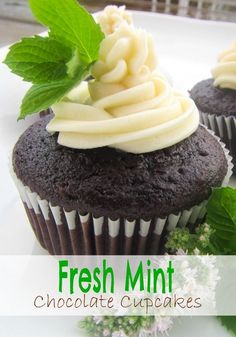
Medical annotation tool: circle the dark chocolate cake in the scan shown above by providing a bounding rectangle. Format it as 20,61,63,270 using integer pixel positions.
190,79,236,174
13,115,227,220
190,79,236,117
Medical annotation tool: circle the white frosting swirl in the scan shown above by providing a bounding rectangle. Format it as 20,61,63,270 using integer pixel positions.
96,5,132,35
90,24,157,93
212,41,236,90
47,21,199,153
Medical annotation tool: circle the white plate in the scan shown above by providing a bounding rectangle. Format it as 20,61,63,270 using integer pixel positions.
0,10,236,336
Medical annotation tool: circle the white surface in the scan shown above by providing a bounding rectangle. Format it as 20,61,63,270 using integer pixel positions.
0,10,236,336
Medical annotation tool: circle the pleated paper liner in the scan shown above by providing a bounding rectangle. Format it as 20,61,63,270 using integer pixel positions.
200,111,236,174
10,128,233,255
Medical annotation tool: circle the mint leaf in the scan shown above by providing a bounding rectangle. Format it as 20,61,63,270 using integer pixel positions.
219,317,236,336
4,0,104,118
29,0,104,64
66,49,81,78
4,36,72,83
206,187,236,254
165,188,236,334
207,187,236,226
5,0,104,119
19,65,89,120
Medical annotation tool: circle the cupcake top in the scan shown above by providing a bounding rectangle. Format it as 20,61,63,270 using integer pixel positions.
46,8,199,153
190,78,236,117
212,41,236,90
4,2,199,154
13,116,227,219
190,40,236,117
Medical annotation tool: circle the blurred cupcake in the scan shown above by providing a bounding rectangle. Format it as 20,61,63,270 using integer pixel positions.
190,41,236,174
11,7,232,255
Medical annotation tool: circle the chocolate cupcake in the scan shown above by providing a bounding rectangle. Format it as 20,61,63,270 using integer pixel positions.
12,115,231,255
190,41,236,174
6,4,232,255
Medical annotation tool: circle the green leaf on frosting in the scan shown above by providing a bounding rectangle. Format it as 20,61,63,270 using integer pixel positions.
19,65,89,120
3,0,104,119
29,0,104,64
4,36,72,83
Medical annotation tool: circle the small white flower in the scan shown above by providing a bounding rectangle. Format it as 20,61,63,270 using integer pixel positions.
194,248,200,255
112,331,127,337
184,267,198,280
155,316,173,333
204,223,210,232
103,329,110,337
176,248,187,255
181,260,189,269
93,316,102,325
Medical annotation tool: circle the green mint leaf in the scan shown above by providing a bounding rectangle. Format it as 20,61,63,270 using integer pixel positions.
207,187,236,254
218,317,236,336
66,49,82,78
29,0,104,64
19,65,89,120
3,0,104,119
4,36,72,84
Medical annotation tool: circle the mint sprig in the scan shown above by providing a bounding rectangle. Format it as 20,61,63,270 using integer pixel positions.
165,186,236,336
3,0,104,120
80,316,155,337
165,224,214,255
29,0,103,65
166,187,236,255
4,36,72,83
20,70,89,120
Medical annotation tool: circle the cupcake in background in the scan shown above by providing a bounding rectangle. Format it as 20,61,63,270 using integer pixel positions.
190,41,236,174
8,3,233,256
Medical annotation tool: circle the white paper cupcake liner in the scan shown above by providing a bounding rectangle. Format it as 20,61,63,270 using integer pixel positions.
10,128,233,255
200,110,236,174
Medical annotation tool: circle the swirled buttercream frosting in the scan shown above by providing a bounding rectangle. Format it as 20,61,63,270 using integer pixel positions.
47,13,199,153
212,41,236,90
96,5,132,35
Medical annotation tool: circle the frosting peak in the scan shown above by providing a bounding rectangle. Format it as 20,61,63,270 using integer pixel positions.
212,41,236,90
96,5,132,35
89,24,157,100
